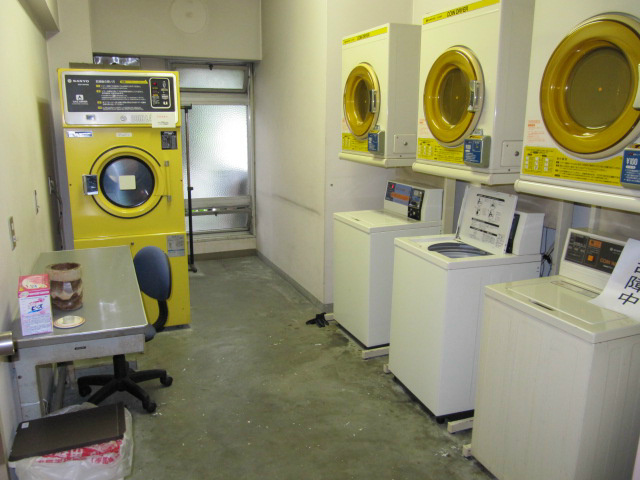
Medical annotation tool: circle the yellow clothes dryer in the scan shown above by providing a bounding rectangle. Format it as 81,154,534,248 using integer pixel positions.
75,232,190,328
60,69,184,238
413,0,536,185
340,23,421,168
59,69,190,326
515,0,640,213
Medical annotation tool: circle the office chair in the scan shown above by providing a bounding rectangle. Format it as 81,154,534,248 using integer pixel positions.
77,246,174,413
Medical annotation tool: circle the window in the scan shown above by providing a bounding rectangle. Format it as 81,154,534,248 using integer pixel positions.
172,63,254,235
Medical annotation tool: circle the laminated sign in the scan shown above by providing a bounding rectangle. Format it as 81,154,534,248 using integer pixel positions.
591,238,640,320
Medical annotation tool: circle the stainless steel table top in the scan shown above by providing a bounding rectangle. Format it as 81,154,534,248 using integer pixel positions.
13,246,148,348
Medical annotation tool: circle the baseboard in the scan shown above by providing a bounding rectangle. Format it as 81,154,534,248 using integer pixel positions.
256,251,332,313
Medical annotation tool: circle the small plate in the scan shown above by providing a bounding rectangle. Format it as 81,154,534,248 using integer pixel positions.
54,316,86,329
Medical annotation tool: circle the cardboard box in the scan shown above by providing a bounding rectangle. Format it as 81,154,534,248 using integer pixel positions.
18,275,53,336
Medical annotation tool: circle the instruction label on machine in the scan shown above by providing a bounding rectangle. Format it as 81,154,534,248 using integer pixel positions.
620,149,640,189
342,133,369,153
458,186,516,254
423,0,500,24
522,146,623,186
417,138,464,164
64,74,176,113
342,26,388,45
167,235,185,258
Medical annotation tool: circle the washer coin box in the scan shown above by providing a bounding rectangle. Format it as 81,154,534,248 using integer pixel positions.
18,275,53,336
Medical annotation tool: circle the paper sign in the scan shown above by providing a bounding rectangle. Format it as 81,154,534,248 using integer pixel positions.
118,175,136,190
590,238,640,320
152,112,176,128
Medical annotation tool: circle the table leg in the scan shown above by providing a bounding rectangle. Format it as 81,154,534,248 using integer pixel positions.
12,360,44,422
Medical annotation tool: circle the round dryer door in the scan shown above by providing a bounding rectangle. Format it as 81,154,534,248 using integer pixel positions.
343,62,381,140
91,146,165,218
541,14,640,159
423,46,484,147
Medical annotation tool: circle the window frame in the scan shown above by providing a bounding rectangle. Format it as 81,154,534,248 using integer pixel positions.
169,60,256,236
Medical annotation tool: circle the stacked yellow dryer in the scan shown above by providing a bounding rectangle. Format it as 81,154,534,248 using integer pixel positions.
341,23,421,167
59,69,190,327
516,0,640,213
413,0,536,185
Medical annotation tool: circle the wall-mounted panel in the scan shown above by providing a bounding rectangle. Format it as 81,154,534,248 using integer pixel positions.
89,0,261,61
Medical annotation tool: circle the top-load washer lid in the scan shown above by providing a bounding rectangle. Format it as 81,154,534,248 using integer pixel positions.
333,210,438,234
343,62,381,141
504,278,640,343
540,13,640,159
423,46,484,147
452,186,517,254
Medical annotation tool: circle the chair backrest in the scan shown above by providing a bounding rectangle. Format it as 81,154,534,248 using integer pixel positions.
133,246,172,331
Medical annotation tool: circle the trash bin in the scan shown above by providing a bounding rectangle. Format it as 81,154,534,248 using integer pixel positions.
8,403,133,480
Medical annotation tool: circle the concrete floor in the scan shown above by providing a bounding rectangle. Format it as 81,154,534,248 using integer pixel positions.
68,256,495,479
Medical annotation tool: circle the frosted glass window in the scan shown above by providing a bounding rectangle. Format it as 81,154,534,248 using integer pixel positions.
182,105,249,199
175,65,246,91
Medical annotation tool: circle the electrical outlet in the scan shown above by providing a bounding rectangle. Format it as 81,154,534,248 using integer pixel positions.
8,217,16,250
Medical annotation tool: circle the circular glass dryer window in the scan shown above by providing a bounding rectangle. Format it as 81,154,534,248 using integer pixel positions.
540,14,640,159
90,146,164,219
423,46,484,147
343,63,381,140
100,156,155,208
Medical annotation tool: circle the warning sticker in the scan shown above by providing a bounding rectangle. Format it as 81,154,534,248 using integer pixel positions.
522,146,623,187
167,234,185,258
525,119,548,144
342,133,368,153
423,0,500,25
343,26,388,45
417,138,464,164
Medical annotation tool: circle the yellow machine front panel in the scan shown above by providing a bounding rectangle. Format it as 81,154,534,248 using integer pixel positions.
64,127,185,239
75,233,191,327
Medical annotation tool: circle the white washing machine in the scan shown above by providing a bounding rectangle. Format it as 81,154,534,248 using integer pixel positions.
340,23,421,168
516,0,640,212
333,181,443,348
413,0,536,185
471,229,640,480
388,186,543,419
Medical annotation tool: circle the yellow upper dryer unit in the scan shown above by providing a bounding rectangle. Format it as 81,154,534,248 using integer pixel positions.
515,0,640,213
414,0,536,185
341,23,421,168
59,69,185,240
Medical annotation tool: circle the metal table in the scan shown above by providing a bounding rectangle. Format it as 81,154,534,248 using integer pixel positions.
11,246,147,421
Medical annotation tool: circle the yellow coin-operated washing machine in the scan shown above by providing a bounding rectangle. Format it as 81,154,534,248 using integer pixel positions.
341,23,421,168
515,0,640,213
413,0,536,185
59,69,190,326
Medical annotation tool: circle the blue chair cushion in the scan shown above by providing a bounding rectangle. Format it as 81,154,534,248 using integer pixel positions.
133,246,172,301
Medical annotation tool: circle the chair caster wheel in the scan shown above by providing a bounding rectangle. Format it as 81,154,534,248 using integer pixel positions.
144,401,157,413
78,385,91,397
161,375,173,387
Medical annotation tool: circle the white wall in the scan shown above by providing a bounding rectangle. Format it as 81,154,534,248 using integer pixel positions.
46,0,93,248
89,0,262,61
0,0,58,453
254,0,328,302
322,0,415,305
